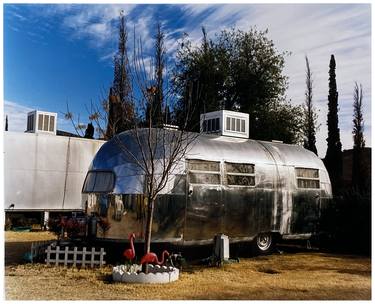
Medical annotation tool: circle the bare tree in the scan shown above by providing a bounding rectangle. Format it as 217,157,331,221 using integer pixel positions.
110,29,200,273
303,56,318,155
63,17,200,270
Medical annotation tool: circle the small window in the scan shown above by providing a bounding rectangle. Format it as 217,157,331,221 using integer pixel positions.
231,118,236,131
38,114,43,130
82,171,116,193
241,119,245,132
297,179,319,189
225,162,255,187
188,159,221,185
296,168,319,178
228,175,255,186
188,159,220,172
49,116,55,132
189,173,220,185
226,163,254,174
295,168,320,189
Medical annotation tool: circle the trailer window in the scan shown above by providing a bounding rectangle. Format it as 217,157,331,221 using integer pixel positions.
295,168,320,189
82,171,115,193
225,162,255,186
188,160,220,172
188,160,221,185
189,173,220,185
227,175,255,186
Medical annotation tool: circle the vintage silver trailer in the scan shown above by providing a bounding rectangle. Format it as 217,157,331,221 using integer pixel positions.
82,128,332,253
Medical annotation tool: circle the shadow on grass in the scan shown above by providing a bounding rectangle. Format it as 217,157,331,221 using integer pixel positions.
5,241,33,266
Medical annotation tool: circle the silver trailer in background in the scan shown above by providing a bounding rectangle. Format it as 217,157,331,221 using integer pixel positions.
83,128,332,253
4,132,105,225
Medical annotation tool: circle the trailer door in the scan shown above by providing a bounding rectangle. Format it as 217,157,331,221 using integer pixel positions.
184,160,223,241
291,168,321,234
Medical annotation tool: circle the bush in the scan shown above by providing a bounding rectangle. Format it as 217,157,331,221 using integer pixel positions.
320,188,371,254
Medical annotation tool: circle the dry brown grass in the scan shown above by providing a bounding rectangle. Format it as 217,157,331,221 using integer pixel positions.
5,231,57,243
4,231,371,300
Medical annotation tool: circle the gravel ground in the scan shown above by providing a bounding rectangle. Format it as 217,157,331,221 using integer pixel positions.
4,231,371,300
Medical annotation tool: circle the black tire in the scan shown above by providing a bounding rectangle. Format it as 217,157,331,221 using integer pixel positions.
252,233,275,255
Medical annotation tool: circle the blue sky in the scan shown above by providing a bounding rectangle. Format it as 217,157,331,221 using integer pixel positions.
3,3,371,157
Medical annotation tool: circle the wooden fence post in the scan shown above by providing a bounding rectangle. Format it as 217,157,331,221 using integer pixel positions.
64,247,69,267
73,247,77,267
55,246,60,266
82,247,86,267
99,248,104,267
90,247,95,268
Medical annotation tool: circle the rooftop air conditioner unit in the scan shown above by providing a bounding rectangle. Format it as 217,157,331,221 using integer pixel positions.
200,110,249,139
25,110,57,135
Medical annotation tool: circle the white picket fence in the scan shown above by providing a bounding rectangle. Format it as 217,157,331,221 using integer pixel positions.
45,246,106,268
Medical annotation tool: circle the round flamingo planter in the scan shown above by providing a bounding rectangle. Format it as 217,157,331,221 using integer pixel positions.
112,264,179,284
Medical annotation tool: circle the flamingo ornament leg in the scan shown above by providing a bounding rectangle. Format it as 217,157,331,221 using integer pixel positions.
123,233,136,264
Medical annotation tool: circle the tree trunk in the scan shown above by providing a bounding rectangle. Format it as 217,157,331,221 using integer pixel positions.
142,195,155,273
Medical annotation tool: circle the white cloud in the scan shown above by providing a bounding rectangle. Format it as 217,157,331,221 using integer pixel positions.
42,4,137,49
4,100,33,132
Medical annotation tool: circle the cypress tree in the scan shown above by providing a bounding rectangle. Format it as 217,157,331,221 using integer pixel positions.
352,82,365,190
324,55,342,194
84,122,94,139
303,56,318,155
146,22,165,127
106,11,133,139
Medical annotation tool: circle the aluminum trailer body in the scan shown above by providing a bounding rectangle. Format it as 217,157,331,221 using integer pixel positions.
83,129,332,248
4,131,105,213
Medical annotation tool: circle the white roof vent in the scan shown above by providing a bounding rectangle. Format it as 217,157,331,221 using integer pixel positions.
26,110,57,135
200,110,249,139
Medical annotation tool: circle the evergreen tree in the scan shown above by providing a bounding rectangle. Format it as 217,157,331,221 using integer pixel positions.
324,54,342,194
5,115,8,131
173,28,303,143
303,56,318,154
84,122,94,139
352,82,365,190
106,11,133,139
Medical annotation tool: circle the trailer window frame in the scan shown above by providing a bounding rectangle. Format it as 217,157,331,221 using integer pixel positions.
187,159,221,185
225,162,256,187
295,167,320,189
82,170,116,193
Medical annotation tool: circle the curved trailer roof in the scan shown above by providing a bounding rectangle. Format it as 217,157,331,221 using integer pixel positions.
87,129,330,194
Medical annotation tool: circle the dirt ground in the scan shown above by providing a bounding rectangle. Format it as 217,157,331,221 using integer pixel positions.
4,231,371,300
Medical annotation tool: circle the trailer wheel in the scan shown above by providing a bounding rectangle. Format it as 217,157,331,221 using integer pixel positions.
253,233,275,255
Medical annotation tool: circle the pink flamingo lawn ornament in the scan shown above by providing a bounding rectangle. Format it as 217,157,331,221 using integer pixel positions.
140,250,170,266
123,233,136,263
